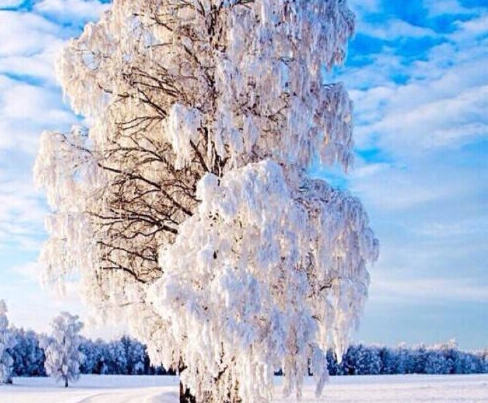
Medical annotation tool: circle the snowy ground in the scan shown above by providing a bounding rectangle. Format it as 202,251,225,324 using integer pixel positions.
0,374,487,403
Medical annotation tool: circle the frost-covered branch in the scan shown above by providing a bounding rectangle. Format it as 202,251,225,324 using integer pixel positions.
36,1,377,402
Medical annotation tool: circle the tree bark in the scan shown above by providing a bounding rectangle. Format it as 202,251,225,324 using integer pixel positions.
198,390,242,403
197,371,242,403
179,381,196,403
178,360,196,403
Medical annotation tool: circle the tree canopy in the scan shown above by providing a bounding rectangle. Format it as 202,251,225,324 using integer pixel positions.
35,1,379,402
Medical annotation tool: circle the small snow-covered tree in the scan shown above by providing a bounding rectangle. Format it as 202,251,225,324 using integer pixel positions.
42,313,84,387
35,1,379,402
0,300,15,384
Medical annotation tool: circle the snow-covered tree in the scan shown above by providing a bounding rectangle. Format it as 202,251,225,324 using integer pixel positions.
35,1,378,401
344,344,381,375
9,328,46,377
42,313,84,387
121,336,146,375
79,337,98,374
481,350,488,374
0,300,15,384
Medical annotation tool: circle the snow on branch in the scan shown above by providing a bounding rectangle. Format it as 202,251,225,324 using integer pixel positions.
36,1,377,402
149,161,377,401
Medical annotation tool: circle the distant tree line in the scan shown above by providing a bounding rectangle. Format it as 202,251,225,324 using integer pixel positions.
7,327,488,378
326,341,488,376
7,329,172,377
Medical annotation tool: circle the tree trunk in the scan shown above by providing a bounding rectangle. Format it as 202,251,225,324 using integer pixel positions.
178,360,196,403
198,373,242,403
179,381,196,403
64,377,68,388
198,390,242,403
178,358,242,403
199,391,213,403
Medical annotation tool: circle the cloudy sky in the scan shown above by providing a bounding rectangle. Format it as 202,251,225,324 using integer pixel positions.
0,0,486,349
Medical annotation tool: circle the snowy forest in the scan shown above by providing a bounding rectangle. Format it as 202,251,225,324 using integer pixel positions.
6,327,488,378
2,301,487,381
0,316,488,377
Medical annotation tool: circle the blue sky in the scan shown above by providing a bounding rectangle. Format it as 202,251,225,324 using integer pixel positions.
0,0,487,349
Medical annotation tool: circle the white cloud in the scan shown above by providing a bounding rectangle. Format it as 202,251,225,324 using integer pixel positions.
329,9,488,343
0,174,47,252
0,271,85,335
348,0,381,17
35,0,110,23
350,161,473,211
425,0,476,17
9,260,42,282
371,277,488,303
371,84,488,152
0,77,74,155
360,19,437,40
0,2,107,264
1,80,73,125
414,218,488,239
2,260,125,339
451,14,488,41
0,34,65,84
343,13,488,157
0,55,56,83
0,11,60,57
0,3,113,338
0,0,23,7
0,7,69,84
0,8,76,158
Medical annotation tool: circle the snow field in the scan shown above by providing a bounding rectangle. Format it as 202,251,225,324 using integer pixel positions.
294,374,488,402
0,374,487,403
0,375,179,403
